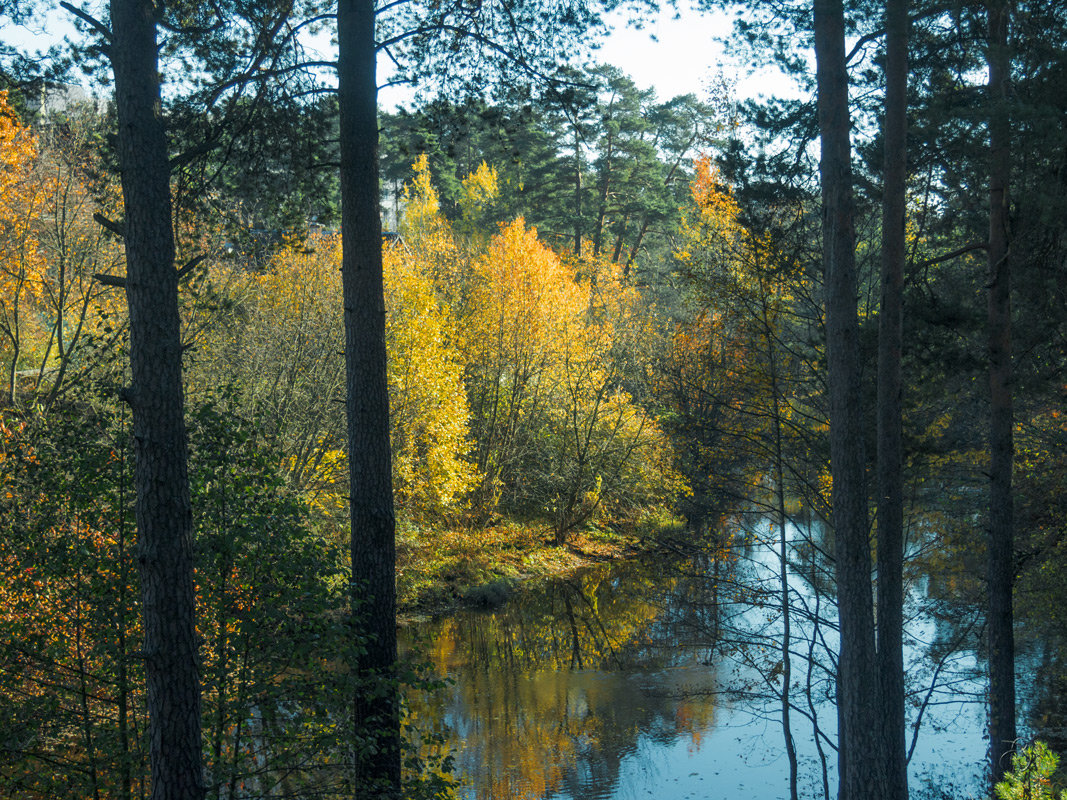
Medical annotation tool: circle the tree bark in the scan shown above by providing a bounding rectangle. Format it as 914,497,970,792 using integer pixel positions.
812,1,885,797
109,1,204,798
591,109,615,258
337,0,402,796
876,1,909,798
573,127,583,257
986,0,1016,785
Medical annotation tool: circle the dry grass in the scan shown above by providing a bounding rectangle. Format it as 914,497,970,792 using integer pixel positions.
396,521,635,614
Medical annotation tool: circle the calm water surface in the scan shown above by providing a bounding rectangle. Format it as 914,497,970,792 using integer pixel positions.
405,522,993,800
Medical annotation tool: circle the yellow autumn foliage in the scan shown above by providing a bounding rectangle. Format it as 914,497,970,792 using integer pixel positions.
384,245,479,516
0,96,123,405
203,213,479,520
0,92,47,398
456,160,499,241
674,153,748,292
402,154,442,234
467,217,587,371
460,161,499,215
195,154,683,532
400,154,465,304
461,218,587,508
671,152,831,521
456,214,683,532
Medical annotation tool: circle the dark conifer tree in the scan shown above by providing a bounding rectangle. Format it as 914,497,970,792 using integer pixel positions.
107,1,203,796
876,1,908,798
985,0,1016,785
812,0,886,796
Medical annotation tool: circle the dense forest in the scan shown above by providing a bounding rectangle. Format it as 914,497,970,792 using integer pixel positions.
1,0,1066,798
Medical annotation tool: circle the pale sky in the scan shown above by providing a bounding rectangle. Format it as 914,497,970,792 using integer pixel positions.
5,3,797,106
598,4,736,101
597,3,800,103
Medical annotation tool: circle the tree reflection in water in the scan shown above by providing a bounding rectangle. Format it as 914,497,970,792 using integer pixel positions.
403,526,992,800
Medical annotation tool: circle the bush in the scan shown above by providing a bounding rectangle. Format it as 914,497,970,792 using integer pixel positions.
995,741,1067,800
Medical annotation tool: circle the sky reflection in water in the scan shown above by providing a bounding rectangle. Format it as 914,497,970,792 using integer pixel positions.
405,526,989,800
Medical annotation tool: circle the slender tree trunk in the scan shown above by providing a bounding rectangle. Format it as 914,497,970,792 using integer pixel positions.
625,217,650,274
877,1,909,798
6,326,19,405
762,282,799,800
109,2,203,798
807,579,832,800
337,0,402,796
611,216,626,263
113,411,133,800
74,592,102,800
226,638,254,800
812,1,885,797
573,127,583,257
986,0,1016,785
211,560,230,800
592,127,614,258
118,477,133,800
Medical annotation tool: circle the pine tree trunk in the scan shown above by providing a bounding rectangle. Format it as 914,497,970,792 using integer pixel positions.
625,217,650,274
109,2,203,798
573,128,583,257
337,0,402,795
812,1,886,796
986,0,1016,785
592,127,614,258
877,1,909,798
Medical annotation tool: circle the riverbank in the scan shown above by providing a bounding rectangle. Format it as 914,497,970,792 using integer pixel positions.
396,519,683,617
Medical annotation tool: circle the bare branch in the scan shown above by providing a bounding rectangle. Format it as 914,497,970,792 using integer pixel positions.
845,2,985,65
176,254,207,282
917,241,987,269
203,60,337,108
158,18,225,36
170,139,220,171
377,0,416,15
93,273,127,288
375,24,559,85
60,2,114,43
379,76,416,90
93,212,124,238
282,13,338,40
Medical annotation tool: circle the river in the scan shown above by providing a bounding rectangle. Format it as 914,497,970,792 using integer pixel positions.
403,519,1001,800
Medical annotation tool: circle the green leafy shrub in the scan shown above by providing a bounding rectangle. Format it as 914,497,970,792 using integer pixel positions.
995,741,1067,800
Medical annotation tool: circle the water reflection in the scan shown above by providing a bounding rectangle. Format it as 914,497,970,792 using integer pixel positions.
406,561,722,800
405,528,989,800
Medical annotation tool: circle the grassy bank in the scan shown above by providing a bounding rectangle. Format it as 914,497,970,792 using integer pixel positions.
395,521,650,616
